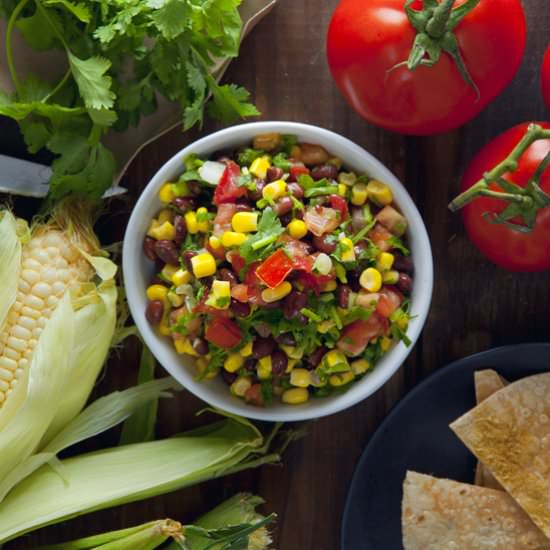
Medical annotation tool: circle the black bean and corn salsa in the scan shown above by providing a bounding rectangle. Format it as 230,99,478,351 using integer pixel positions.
143,133,414,406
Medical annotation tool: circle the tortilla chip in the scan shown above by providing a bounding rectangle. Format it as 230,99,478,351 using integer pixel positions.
402,471,550,550
474,370,507,490
451,373,550,538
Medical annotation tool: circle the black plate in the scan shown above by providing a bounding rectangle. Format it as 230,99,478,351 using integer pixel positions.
340,343,550,550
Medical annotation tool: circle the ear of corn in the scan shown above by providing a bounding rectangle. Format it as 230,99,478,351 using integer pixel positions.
0,417,280,543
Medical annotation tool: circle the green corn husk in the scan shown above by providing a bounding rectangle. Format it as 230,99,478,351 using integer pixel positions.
39,493,274,550
0,212,21,328
0,416,281,543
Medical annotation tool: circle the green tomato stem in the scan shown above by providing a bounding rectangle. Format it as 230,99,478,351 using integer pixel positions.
448,123,550,212
426,0,456,38
6,0,30,94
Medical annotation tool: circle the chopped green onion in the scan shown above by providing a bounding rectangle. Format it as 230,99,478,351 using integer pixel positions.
300,308,322,322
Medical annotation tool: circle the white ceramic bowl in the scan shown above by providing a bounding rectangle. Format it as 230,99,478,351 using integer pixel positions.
123,122,433,422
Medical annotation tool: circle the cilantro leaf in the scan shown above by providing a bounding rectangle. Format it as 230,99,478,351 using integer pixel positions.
207,79,260,123
44,0,91,22
239,208,284,264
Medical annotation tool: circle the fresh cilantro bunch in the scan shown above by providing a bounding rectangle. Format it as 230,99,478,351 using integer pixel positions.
0,0,259,198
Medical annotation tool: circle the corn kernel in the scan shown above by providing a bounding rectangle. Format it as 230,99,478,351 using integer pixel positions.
158,208,174,224
339,237,356,262
191,253,216,279
224,353,244,373
286,359,298,373
196,207,210,233
196,357,217,379
231,376,252,397
240,341,253,357
148,221,176,241
290,368,311,388
172,269,192,286
232,212,258,233
377,252,395,272
167,291,184,307
184,211,199,234
221,231,247,248
287,219,307,239
161,264,178,280
249,155,271,179
380,336,393,352
262,180,287,201
159,321,172,336
147,219,160,236
323,280,337,292
351,183,368,206
383,270,399,284
359,268,382,292
261,281,292,303
317,320,335,334
367,180,393,206
159,183,175,203
212,279,231,299
323,350,349,370
174,338,199,356
146,284,168,301
351,359,371,375
257,356,272,380
282,387,309,405
338,172,357,186
328,157,342,169
280,345,303,359
337,183,348,197
330,371,354,387
397,316,409,331
207,236,220,251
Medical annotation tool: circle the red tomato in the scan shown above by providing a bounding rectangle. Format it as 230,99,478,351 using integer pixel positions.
213,203,238,235
213,161,247,205
329,194,349,220
296,272,335,295
457,123,550,272
369,223,393,252
231,284,249,303
336,314,388,356
256,249,294,289
541,45,550,112
326,0,526,135
205,317,242,349
376,288,403,318
244,384,265,406
289,164,310,181
226,250,246,275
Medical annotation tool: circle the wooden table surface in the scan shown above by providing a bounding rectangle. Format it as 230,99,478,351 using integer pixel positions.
3,1,550,548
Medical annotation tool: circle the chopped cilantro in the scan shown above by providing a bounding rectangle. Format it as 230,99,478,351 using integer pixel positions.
281,134,298,154
239,207,284,264
304,185,340,198
197,345,226,381
237,148,264,166
389,236,411,256
260,380,273,405
172,311,197,336
272,152,292,171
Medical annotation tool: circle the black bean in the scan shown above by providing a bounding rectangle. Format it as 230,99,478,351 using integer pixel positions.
171,197,195,212
262,300,283,310
266,166,284,182
276,332,296,346
274,196,293,217
219,268,238,286
186,181,202,196
354,240,369,257
235,202,253,212
192,337,209,356
252,336,276,359
282,290,308,320
313,234,337,255
244,358,257,372
280,212,293,227
393,254,414,274
271,350,288,376
311,164,338,181
293,208,305,221
307,346,328,368
287,182,304,199
154,240,179,265
347,270,361,292
174,215,187,245
182,250,197,271
230,298,251,317
397,273,413,295
337,285,352,309
222,370,238,385
145,300,164,324
143,237,157,262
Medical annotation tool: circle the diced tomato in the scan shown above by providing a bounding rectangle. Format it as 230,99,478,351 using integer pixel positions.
289,164,310,181
244,263,266,305
256,249,294,289
337,314,388,356
329,194,349,220
369,223,393,252
244,383,265,407
226,250,246,276
213,203,238,236
376,288,403,318
296,271,335,295
205,317,242,349
304,206,340,236
213,161,247,205
231,284,249,303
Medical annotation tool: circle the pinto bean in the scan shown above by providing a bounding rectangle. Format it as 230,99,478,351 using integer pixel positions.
311,164,338,180
143,237,157,262
145,300,164,324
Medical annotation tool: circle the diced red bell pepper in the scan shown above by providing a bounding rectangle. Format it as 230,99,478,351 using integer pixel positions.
256,249,294,289
289,164,310,181
329,194,349,220
213,161,247,205
205,317,243,349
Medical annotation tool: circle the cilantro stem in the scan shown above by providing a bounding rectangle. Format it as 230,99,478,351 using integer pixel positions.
5,0,30,93
42,68,71,103
251,234,278,251
300,308,322,322
35,0,70,50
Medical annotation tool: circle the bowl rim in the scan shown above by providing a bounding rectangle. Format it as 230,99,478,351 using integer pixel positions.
123,121,434,422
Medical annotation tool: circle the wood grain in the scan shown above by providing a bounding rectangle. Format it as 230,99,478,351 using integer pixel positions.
2,0,550,548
